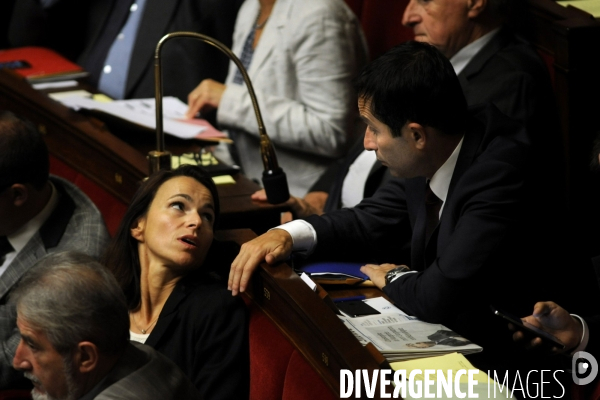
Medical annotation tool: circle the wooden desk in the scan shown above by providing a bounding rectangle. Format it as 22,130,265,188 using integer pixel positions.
216,229,391,399
0,69,288,234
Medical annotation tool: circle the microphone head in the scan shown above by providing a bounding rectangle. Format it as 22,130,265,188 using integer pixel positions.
262,168,290,204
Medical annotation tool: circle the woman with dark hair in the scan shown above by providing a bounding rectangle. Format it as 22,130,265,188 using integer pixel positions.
102,164,249,400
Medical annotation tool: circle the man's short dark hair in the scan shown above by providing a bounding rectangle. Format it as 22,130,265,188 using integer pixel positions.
355,40,468,138
0,110,50,191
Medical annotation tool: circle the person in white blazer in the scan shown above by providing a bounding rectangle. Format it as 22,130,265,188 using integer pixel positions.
186,0,369,196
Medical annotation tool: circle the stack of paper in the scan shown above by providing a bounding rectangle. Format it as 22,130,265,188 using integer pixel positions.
339,297,482,362
53,93,228,142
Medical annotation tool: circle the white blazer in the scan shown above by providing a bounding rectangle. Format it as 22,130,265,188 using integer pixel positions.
217,0,368,196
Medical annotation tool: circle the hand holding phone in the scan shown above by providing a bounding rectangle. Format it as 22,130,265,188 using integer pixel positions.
491,305,565,350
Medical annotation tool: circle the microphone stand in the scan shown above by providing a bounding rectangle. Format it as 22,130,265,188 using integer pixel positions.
149,31,290,204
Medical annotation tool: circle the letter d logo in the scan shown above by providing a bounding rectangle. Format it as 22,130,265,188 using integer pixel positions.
572,351,598,385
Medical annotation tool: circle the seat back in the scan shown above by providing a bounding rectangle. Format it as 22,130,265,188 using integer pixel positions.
242,298,337,400
49,155,127,236
345,0,413,61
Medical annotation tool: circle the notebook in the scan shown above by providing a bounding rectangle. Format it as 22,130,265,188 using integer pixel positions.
0,46,89,83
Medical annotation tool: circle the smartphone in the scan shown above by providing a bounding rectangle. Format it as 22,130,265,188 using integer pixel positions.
491,305,565,350
0,60,32,70
336,300,380,317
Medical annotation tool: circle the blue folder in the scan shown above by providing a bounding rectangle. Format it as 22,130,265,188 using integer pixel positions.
298,262,369,281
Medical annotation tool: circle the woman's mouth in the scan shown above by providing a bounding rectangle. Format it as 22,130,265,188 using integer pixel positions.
179,236,198,247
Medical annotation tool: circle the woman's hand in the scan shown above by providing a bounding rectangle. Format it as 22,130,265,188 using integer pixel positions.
229,229,294,295
186,79,226,118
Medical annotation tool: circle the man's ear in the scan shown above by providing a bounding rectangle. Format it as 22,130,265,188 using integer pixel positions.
74,342,99,374
130,216,145,242
8,184,29,207
467,0,486,18
407,122,427,150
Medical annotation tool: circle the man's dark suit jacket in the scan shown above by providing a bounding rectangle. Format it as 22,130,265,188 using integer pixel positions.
583,255,600,357
304,104,569,370
312,26,563,214
144,268,249,400
81,342,202,400
0,176,110,388
8,0,243,102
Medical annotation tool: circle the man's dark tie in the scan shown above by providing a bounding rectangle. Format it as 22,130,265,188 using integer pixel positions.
425,184,443,241
0,236,14,265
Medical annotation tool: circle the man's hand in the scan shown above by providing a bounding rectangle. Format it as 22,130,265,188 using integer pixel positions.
512,301,582,353
251,189,327,222
229,229,294,296
360,263,404,289
251,189,295,223
186,79,225,118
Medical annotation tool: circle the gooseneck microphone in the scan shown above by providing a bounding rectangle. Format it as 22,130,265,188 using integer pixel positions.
150,32,290,204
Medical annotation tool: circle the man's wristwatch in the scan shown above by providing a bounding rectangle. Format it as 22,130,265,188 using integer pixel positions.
385,266,411,285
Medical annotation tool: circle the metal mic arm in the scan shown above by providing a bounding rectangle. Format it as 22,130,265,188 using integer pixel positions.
151,31,290,204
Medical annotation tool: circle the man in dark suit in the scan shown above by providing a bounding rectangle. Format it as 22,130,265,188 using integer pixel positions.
7,0,243,104
508,134,600,397
0,111,110,388
228,41,569,377
10,251,202,400
282,0,563,221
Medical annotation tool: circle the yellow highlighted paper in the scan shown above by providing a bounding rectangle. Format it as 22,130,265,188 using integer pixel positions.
557,0,600,17
390,352,494,384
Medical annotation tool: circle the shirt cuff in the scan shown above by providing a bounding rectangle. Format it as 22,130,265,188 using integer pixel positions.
388,270,417,284
570,314,589,355
270,220,317,254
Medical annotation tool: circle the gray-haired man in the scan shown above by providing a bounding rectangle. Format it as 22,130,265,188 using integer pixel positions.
10,251,202,400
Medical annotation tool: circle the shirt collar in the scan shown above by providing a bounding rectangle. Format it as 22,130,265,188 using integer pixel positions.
7,181,59,253
429,137,464,203
450,28,500,75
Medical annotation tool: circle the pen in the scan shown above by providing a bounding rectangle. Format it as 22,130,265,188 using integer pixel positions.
332,295,366,303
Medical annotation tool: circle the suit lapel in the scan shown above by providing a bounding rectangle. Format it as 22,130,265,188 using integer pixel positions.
410,124,485,271
79,0,118,63
409,178,427,271
39,181,75,249
447,112,487,200
126,0,181,96
459,27,510,82
0,183,75,302
0,236,47,301
144,278,188,348
248,0,290,76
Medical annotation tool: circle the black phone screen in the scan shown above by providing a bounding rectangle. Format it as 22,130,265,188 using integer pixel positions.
491,305,565,349
336,300,380,317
